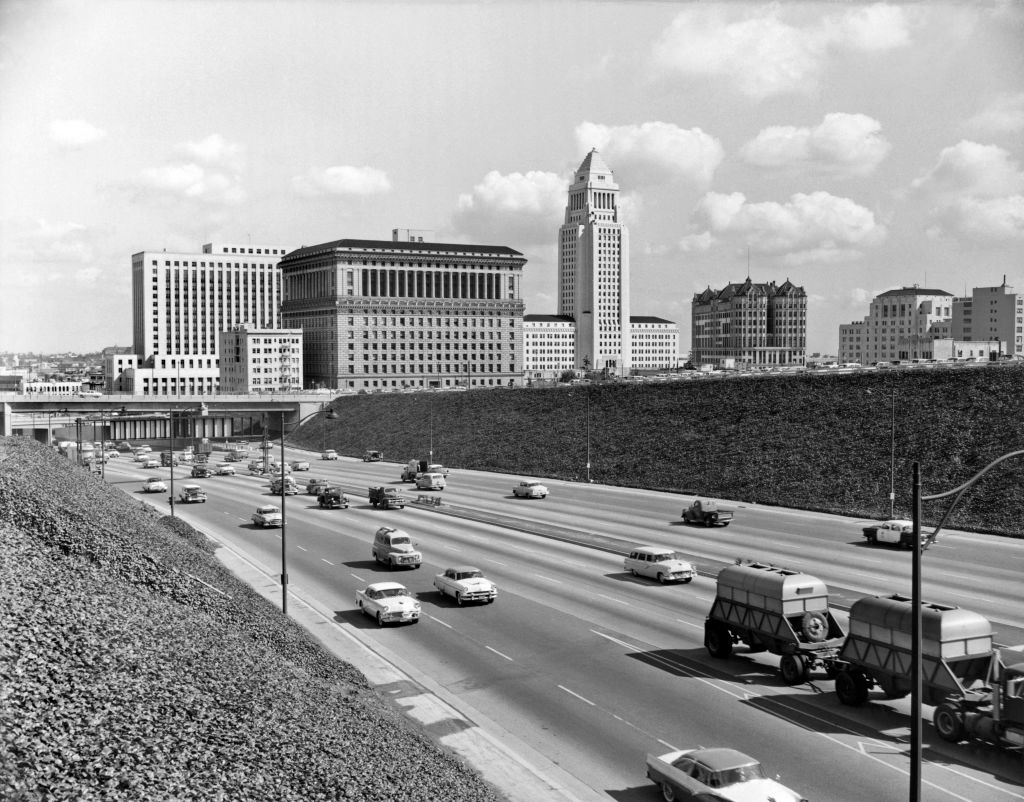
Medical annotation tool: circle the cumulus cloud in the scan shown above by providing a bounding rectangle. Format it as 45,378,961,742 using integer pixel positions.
966,93,1024,134
693,190,886,259
176,133,245,171
0,219,99,288
677,231,714,252
451,170,567,246
292,165,391,197
574,121,724,186
652,3,911,99
740,113,891,177
913,141,1024,243
132,134,247,206
49,119,106,148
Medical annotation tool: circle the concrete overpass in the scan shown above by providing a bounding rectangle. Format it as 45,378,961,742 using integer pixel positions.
0,393,344,446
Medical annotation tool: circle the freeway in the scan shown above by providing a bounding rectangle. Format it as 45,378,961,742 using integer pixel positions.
100,450,1024,802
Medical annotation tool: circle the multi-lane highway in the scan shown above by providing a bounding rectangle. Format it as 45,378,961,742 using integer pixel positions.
100,449,1024,802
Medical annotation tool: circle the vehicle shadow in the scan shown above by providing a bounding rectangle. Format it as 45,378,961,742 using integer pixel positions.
603,572,694,587
627,647,782,685
332,608,409,629
605,786,657,802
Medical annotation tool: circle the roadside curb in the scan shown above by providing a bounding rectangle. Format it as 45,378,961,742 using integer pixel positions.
209,534,605,802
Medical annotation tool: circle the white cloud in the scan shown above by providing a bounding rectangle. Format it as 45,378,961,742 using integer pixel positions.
694,190,886,258
138,163,246,205
740,113,891,177
292,165,392,197
912,140,1024,197
932,196,1024,242
966,93,1024,134
574,121,724,186
452,170,567,246
678,231,714,252
49,119,106,148
652,3,910,99
176,133,245,171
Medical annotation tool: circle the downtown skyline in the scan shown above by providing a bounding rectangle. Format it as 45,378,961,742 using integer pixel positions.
1,1,1022,355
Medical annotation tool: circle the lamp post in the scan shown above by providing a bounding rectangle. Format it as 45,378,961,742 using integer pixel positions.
278,404,338,615
169,408,176,517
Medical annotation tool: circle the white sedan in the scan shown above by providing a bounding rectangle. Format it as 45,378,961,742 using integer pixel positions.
215,463,236,475
355,582,421,626
252,505,283,528
142,477,167,493
433,566,497,605
645,747,806,802
513,480,548,498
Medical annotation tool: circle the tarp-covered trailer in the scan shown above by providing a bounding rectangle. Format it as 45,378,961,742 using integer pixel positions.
705,562,846,684
835,594,994,706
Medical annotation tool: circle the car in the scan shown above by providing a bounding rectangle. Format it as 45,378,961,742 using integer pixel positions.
372,526,422,569
415,472,446,490
290,460,310,472
624,546,696,584
136,444,152,453
248,460,266,474
104,450,119,459
270,476,299,495
134,452,151,463
215,463,236,475
355,581,421,626
142,477,166,493
645,747,807,802
269,462,291,474
317,487,350,509
223,453,241,462
177,484,207,503
321,449,339,460
306,478,331,495
433,566,497,605
142,458,161,469
513,480,548,499
862,518,921,548
78,391,102,398
363,450,383,462
191,465,213,478
252,505,283,528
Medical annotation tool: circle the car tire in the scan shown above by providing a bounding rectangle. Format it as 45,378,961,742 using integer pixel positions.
455,592,463,606
376,611,385,627
661,781,676,802
780,654,807,685
630,569,639,577
934,702,965,743
657,572,667,584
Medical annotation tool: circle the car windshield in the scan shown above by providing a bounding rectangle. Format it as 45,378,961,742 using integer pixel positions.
458,571,483,580
374,587,407,599
713,763,767,787
391,536,411,546
653,553,675,562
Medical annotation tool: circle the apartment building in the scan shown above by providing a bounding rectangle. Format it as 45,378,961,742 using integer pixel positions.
278,236,526,391
218,323,303,393
692,278,807,368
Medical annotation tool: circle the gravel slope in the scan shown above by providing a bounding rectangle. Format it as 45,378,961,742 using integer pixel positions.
0,437,503,801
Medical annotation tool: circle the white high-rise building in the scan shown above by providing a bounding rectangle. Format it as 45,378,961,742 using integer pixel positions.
558,149,631,375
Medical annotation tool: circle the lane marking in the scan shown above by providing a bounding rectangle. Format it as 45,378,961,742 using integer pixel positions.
350,573,367,583
535,573,563,585
596,593,630,606
481,558,508,566
297,545,307,551
558,685,595,706
321,558,334,566
675,618,704,630
424,614,452,629
485,645,514,662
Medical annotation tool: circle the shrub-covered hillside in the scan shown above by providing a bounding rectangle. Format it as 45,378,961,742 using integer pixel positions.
292,366,1024,536
0,437,501,801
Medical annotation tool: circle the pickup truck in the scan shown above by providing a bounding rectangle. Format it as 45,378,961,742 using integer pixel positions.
363,450,384,462
681,499,734,527
862,519,919,548
368,486,408,509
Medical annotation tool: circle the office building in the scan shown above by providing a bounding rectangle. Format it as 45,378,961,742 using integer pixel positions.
837,286,955,364
127,241,291,395
218,323,304,393
558,149,631,375
630,317,680,371
692,278,807,368
278,237,526,391
951,277,1023,358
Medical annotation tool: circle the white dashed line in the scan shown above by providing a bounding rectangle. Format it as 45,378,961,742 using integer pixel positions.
425,614,452,629
558,685,595,706
597,594,630,605
321,558,334,565
535,574,563,584
297,545,307,551
485,645,514,661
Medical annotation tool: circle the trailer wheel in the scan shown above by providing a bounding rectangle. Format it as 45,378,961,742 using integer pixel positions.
801,611,829,643
835,669,869,706
934,703,966,743
705,622,733,658
780,654,807,685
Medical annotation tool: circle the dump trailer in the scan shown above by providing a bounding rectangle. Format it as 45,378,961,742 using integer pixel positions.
834,594,995,707
705,561,847,684
934,647,1024,749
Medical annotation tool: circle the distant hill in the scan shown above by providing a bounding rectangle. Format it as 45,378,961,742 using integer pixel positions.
291,366,1024,537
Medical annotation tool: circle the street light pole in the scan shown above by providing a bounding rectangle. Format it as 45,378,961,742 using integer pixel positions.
889,389,896,518
280,411,288,615
169,408,176,517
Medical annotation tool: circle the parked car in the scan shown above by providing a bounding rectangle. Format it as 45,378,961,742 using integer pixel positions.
142,458,161,469
306,478,331,495
645,747,806,802
372,526,422,569
178,484,207,503
290,460,310,472
191,465,213,479
513,480,548,499
252,505,283,528
433,566,497,605
142,477,166,493
215,463,236,476
624,546,696,584
415,472,446,491
355,582,420,626
321,449,339,460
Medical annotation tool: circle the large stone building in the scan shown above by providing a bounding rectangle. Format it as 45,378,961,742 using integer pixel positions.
127,241,291,395
558,150,631,375
691,278,807,368
218,323,303,394
278,236,526,391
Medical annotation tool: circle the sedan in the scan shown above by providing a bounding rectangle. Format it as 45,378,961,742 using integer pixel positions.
355,582,421,626
433,566,497,605
215,464,236,476
252,505,283,528
513,480,548,499
142,477,166,493
645,748,807,802
142,458,161,469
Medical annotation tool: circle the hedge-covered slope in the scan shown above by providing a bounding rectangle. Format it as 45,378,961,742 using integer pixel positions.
0,437,502,802
291,366,1024,536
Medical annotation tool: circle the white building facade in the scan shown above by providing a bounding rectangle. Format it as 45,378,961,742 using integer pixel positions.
558,150,631,375
523,314,576,381
951,278,1023,358
218,324,304,394
128,241,292,395
629,317,680,371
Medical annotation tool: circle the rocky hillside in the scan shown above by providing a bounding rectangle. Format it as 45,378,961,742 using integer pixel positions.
288,365,1024,537
0,437,502,801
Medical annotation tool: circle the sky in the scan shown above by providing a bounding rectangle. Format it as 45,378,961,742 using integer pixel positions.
1,0,1022,356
